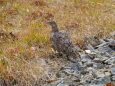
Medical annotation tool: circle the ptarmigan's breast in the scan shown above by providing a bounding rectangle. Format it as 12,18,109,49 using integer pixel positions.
51,31,73,53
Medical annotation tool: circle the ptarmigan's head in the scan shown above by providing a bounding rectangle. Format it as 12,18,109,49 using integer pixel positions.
47,21,59,32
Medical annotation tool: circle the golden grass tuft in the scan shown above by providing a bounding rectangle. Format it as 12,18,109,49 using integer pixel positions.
22,31,50,46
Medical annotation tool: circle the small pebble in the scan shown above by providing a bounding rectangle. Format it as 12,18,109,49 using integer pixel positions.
85,50,91,54
104,72,111,76
110,68,115,75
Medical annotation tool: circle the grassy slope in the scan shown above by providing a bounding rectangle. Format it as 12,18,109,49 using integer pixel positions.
0,0,115,85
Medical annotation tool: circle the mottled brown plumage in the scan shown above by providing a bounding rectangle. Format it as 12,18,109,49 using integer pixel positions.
47,21,80,62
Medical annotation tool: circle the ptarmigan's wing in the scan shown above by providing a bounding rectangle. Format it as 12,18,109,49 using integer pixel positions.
51,30,74,54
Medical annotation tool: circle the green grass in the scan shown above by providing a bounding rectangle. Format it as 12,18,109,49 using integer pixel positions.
22,31,50,46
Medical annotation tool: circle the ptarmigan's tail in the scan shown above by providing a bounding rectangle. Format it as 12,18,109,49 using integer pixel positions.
67,46,81,63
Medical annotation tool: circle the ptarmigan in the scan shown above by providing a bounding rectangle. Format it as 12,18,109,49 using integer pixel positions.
47,21,80,62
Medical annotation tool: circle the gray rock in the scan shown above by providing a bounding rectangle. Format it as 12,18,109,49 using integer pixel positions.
100,56,109,61
85,84,105,86
56,80,80,86
95,42,108,49
38,38,115,86
80,70,89,75
112,75,115,81
61,67,79,76
86,62,93,67
97,76,111,84
48,80,64,86
86,44,95,51
93,58,102,63
71,76,80,82
109,40,115,50
105,72,111,76
110,68,115,75
57,84,69,86
56,72,68,79
81,74,94,84
81,54,92,63
88,54,96,59
104,57,115,65
93,63,105,69
97,44,114,55
57,81,68,86
105,38,115,42
90,76,111,84
95,71,105,78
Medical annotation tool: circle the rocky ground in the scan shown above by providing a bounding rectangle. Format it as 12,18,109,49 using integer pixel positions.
35,35,115,86
0,35,114,86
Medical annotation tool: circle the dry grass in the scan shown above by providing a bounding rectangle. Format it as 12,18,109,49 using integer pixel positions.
0,0,115,85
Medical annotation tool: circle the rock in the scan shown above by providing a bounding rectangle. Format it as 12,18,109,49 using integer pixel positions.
86,62,93,67
81,74,94,84
35,37,115,86
105,38,115,42
71,76,80,82
85,50,92,54
111,75,115,81
93,58,102,63
80,70,89,75
97,76,111,84
109,40,115,50
81,54,92,63
98,44,114,55
86,44,95,51
57,80,80,86
100,39,106,43
87,67,95,71
88,54,96,59
48,80,64,86
61,67,79,76
91,76,111,84
95,42,107,49
105,72,111,76
57,83,69,86
81,58,90,63
101,56,109,62
93,63,105,69
109,68,115,75
104,57,115,65
85,84,105,86
95,71,105,78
